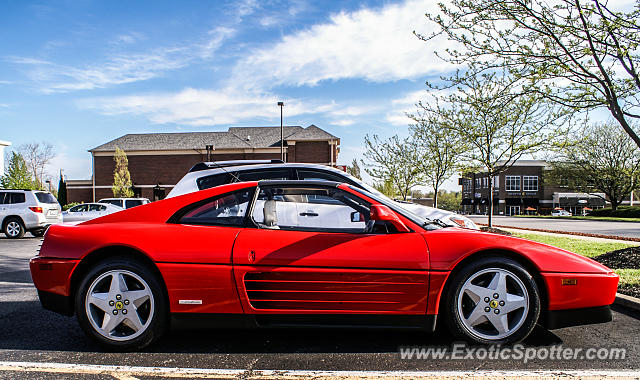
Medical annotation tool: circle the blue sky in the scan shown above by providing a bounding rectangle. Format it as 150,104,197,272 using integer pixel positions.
1,0,455,186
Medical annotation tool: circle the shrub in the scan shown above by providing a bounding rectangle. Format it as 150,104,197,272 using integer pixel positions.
62,202,81,211
588,206,640,218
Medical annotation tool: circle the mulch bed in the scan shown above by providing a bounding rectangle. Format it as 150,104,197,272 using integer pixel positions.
480,227,513,236
593,247,640,299
477,223,640,242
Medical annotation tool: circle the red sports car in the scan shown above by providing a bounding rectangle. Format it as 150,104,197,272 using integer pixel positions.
30,180,618,350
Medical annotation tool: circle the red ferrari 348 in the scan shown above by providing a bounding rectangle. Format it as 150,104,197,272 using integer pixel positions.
30,180,618,350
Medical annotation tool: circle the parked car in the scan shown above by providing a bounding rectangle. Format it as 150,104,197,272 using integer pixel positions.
0,189,62,238
551,209,572,217
31,180,617,350
98,198,150,209
167,160,478,229
62,202,123,223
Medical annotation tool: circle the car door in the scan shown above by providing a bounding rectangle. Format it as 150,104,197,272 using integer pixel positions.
65,204,87,222
232,184,429,315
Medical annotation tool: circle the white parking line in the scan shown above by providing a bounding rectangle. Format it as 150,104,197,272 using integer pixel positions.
0,361,639,379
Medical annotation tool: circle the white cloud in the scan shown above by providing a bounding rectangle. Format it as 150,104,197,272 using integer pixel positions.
11,27,234,93
78,87,334,126
232,0,450,90
386,89,426,125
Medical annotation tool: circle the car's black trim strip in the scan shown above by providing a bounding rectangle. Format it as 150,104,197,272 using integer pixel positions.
155,261,444,272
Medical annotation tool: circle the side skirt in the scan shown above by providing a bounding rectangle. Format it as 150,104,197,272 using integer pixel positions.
171,313,437,332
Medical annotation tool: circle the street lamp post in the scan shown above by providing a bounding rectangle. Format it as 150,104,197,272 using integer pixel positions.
278,101,284,161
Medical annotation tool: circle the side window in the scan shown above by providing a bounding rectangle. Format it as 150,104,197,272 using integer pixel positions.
251,186,371,233
125,199,143,208
196,173,231,190
297,169,348,183
178,189,252,226
70,205,88,212
10,193,25,204
0,192,7,204
233,169,291,182
88,204,104,212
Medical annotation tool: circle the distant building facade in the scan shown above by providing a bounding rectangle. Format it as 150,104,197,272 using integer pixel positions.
460,160,606,215
67,125,340,203
0,140,11,172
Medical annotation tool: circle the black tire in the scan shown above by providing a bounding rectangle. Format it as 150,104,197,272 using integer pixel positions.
444,256,540,345
75,257,167,351
31,229,45,237
3,217,25,239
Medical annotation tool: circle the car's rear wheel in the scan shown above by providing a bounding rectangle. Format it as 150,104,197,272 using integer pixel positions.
444,256,540,345
3,218,25,239
75,257,167,351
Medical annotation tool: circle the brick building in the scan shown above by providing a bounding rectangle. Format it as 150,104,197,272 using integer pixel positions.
67,125,340,203
460,160,606,215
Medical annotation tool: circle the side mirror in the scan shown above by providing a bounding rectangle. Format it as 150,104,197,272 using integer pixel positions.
350,211,365,222
369,204,410,233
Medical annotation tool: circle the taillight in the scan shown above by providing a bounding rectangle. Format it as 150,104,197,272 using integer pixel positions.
29,206,43,213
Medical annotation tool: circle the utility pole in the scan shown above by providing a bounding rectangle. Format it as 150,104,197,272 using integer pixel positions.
278,101,284,161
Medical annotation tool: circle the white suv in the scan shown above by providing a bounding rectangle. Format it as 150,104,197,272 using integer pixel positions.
0,190,62,238
167,161,478,229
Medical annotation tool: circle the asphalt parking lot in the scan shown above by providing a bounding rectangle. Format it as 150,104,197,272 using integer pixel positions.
1,235,639,378
468,215,640,239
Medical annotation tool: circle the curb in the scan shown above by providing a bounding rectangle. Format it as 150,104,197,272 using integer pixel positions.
614,293,640,313
477,223,640,242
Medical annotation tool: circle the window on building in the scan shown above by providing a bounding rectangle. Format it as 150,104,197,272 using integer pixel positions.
505,176,521,191
523,176,538,191
482,177,488,188
475,178,481,188
493,176,499,189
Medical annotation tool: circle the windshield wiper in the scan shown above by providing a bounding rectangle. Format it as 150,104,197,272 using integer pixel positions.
423,218,449,228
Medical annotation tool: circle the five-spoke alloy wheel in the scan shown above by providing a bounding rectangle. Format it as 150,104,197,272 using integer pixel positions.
445,256,540,344
76,258,167,351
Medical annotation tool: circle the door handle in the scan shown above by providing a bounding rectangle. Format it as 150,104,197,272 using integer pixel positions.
299,212,319,217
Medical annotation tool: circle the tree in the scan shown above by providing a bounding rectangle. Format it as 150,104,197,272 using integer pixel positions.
417,69,566,226
57,171,67,206
17,142,55,190
112,147,134,198
372,178,398,199
547,122,640,210
362,134,422,201
409,109,465,208
346,158,362,180
421,0,640,148
428,190,462,212
1,152,36,189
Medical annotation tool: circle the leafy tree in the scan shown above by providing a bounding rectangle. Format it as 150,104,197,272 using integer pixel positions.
57,171,67,206
372,178,398,199
18,142,55,190
547,122,640,210
1,152,36,189
417,69,566,226
346,158,362,180
112,147,134,198
409,109,465,208
421,0,640,148
362,134,422,201
426,190,462,212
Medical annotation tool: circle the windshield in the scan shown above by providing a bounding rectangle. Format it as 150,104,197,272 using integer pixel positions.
347,185,439,231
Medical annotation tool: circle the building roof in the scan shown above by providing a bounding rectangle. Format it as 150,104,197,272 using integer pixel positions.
90,125,338,152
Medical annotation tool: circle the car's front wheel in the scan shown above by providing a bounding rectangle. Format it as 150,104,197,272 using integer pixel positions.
444,256,540,345
75,257,167,351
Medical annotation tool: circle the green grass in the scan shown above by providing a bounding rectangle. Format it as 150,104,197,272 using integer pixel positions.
511,232,636,258
615,269,640,287
514,215,640,223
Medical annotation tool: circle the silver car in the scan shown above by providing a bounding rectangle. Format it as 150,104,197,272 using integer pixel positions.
62,202,123,223
97,198,150,209
167,160,478,229
0,190,62,238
